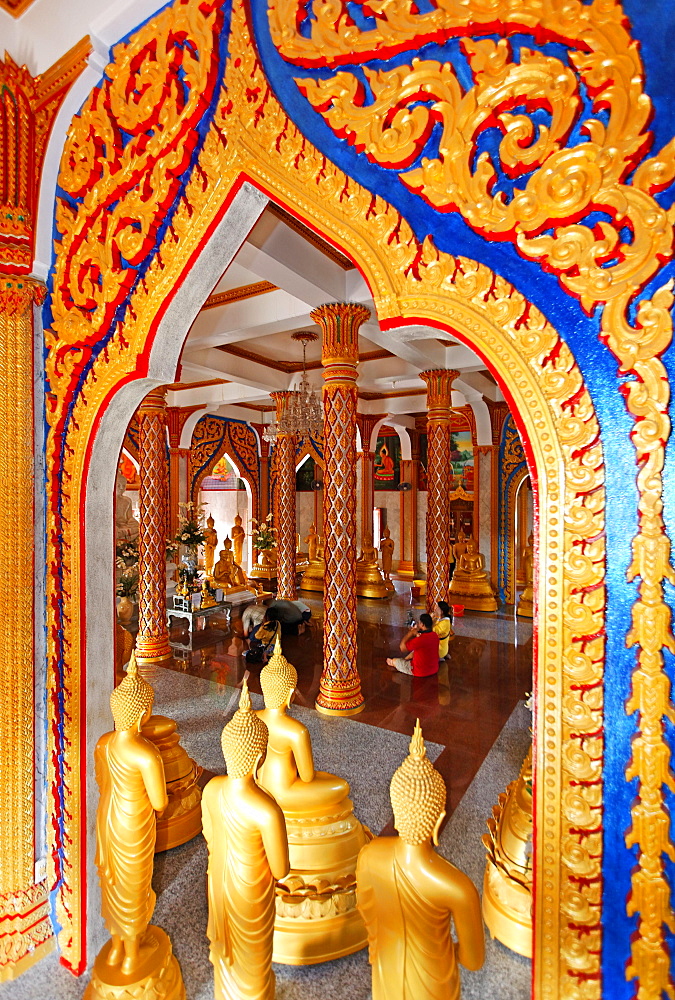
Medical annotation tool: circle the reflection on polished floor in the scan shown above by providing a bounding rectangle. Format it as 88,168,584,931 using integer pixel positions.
6,581,533,1000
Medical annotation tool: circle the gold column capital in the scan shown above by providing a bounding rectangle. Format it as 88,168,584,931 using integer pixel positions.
419,369,460,416
270,390,296,423
138,387,167,413
312,302,370,373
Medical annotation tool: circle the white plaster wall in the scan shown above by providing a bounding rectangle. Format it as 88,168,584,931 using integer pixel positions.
417,491,427,574
296,492,315,551
199,489,250,569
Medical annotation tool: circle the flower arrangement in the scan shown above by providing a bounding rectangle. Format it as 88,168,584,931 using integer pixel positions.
174,502,207,549
116,566,139,598
251,513,276,550
116,538,139,565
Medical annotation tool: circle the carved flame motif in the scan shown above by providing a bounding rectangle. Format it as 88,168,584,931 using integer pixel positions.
268,1,675,993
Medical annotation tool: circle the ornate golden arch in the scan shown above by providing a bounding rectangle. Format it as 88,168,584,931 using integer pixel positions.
44,3,608,995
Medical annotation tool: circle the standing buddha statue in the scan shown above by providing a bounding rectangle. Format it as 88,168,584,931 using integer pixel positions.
202,680,289,1000
256,637,369,963
231,512,246,568
379,526,395,592
203,514,218,577
356,721,484,1000
87,657,185,999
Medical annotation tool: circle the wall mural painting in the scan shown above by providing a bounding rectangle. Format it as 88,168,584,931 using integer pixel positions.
202,454,246,491
374,433,401,490
449,415,474,496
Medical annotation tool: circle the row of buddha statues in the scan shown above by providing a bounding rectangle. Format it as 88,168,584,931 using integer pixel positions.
89,639,494,1000
116,473,533,615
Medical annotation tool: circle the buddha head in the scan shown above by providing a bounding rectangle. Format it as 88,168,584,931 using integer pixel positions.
224,535,232,551
234,514,242,526
390,720,446,846
110,652,154,731
207,514,215,528
466,537,476,554
260,635,298,709
115,473,128,496
221,680,269,778
383,526,391,539
457,529,465,542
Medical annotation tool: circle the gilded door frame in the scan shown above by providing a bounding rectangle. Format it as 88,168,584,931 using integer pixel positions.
41,2,617,995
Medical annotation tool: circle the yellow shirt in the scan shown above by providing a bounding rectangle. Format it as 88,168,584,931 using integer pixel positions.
433,617,454,658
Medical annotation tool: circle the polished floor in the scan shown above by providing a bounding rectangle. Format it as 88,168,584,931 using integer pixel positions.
166,581,533,826
5,581,534,999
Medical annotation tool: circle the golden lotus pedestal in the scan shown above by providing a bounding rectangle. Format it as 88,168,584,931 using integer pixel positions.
448,575,498,613
482,748,533,958
355,566,390,599
141,715,202,851
84,927,185,1000
273,800,371,965
299,560,325,593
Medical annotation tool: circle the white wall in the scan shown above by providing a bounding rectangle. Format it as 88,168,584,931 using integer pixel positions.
199,489,250,569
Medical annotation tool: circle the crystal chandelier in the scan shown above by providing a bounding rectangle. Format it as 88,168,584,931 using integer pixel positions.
263,332,323,444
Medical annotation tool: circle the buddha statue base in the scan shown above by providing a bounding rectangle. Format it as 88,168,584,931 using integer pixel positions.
482,748,533,958
141,715,203,852
272,802,371,965
220,585,256,604
84,926,185,1000
299,561,325,593
448,577,498,613
516,585,534,618
355,570,390,600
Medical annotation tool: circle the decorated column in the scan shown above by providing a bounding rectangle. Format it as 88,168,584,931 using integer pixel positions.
356,413,381,551
136,388,172,665
271,391,297,599
419,370,460,611
313,302,369,716
398,454,419,577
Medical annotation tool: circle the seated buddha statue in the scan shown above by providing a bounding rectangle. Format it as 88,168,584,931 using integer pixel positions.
255,637,369,964
300,535,325,593
448,537,498,612
451,528,469,572
356,536,388,599
356,721,484,1000
213,535,249,592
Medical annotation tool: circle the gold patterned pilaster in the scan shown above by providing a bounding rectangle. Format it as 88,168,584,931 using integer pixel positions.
313,303,369,716
136,389,171,665
419,370,460,611
270,392,297,600
398,457,419,577
0,278,53,976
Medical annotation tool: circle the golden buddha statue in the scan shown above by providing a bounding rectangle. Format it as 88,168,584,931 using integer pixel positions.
517,533,534,618
202,681,289,1000
482,745,533,957
452,528,469,566
203,514,218,577
305,523,319,562
87,657,185,999
379,526,395,592
356,535,389,599
213,535,250,592
256,638,369,964
231,512,245,567
300,534,325,593
357,721,484,1000
448,537,498,612
141,711,203,853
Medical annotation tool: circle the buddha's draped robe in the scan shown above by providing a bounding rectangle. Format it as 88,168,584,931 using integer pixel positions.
94,735,157,941
357,841,459,1000
204,784,276,1000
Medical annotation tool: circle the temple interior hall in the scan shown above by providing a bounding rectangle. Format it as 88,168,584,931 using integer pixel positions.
3,0,675,998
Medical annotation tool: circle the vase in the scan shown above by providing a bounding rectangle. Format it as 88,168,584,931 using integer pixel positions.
117,596,136,623
181,547,199,581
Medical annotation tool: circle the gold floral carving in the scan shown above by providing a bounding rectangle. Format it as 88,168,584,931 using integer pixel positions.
0,882,53,980
42,0,636,991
